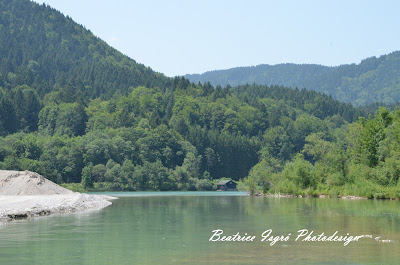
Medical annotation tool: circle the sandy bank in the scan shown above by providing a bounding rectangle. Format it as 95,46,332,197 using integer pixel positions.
0,170,116,221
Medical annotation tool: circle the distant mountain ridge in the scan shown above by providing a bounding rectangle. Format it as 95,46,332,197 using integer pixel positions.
185,51,400,106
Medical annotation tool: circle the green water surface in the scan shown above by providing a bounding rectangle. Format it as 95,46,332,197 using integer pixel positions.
0,192,399,264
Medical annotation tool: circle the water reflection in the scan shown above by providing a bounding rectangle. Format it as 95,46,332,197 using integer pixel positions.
0,194,399,264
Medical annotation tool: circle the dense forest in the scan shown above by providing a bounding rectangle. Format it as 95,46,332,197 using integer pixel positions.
0,78,360,191
185,52,400,106
1,0,399,198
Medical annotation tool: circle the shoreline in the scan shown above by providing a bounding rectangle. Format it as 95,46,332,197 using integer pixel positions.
0,193,117,221
254,192,369,200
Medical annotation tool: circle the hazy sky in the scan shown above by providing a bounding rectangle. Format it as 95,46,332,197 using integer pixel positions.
35,0,400,77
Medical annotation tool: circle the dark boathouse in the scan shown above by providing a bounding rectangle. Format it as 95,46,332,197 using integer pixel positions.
216,180,237,191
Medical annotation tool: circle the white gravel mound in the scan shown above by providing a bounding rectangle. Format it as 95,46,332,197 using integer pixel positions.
0,170,116,221
0,170,73,195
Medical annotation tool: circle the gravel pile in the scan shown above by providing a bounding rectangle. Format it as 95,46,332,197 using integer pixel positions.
0,170,73,195
0,170,116,221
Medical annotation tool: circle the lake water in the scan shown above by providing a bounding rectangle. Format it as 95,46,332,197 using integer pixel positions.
1,192,400,264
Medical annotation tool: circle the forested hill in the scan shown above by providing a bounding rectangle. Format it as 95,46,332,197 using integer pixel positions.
185,51,400,106
0,0,171,99
1,0,389,196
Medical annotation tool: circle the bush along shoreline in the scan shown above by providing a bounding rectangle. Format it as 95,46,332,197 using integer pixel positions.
243,107,400,200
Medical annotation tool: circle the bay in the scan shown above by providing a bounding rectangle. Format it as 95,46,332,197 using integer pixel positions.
0,192,399,264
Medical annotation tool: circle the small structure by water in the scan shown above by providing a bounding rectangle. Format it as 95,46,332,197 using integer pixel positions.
216,180,237,191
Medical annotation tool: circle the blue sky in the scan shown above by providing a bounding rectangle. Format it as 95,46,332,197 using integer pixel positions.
35,0,400,77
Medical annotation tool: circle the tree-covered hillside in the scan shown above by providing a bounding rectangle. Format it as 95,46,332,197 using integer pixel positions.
185,52,400,106
1,0,399,197
0,0,171,99
0,76,363,191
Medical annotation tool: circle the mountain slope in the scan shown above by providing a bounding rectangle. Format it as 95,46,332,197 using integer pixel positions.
185,52,400,106
0,0,171,98
0,0,376,192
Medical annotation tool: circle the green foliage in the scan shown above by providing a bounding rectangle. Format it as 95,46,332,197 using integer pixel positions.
81,163,94,189
9,85,41,132
245,174,258,195
245,107,400,198
39,102,87,136
195,179,213,191
281,154,316,189
61,183,85,192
